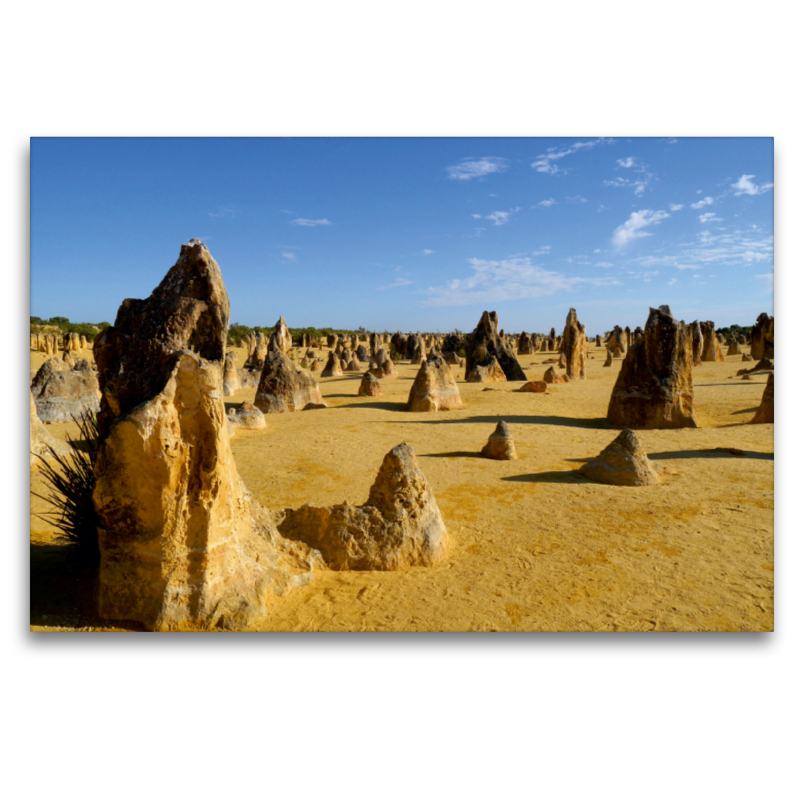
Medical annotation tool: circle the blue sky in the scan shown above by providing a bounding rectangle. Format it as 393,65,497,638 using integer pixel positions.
30,137,773,335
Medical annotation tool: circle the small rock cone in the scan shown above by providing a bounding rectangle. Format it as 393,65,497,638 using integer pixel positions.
480,421,518,460
578,429,660,486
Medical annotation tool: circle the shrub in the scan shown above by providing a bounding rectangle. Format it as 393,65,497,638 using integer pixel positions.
31,410,101,564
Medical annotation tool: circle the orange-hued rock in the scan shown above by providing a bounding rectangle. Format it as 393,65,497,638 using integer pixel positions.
381,357,398,378
607,307,697,429
321,351,343,377
465,311,527,381
359,372,383,397
700,321,724,362
29,391,71,465
749,373,774,424
244,331,268,370
222,351,240,396
544,366,570,384
480,421,518,460
277,443,448,570
750,313,774,360
562,308,587,380
407,355,462,412
579,429,660,486
254,348,326,413
92,241,323,631
466,355,507,383
520,380,548,393
727,340,741,356
603,348,613,367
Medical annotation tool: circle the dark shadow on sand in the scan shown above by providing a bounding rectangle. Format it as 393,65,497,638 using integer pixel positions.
502,470,586,484
420,451,483,459
647,448,773,461
390,414,610,430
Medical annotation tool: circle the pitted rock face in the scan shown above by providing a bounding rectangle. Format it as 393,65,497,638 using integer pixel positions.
480,421,518,460
466,355,507,383
358,372,383,397
273,315,292,353
407,355,462,412
465,311,527,382
607,307,697,429
93,240,229,437
562,308,587,380
278,443,448,570
31,356,101,423
227,401,267,430
579,428,660,486
254,348,327,413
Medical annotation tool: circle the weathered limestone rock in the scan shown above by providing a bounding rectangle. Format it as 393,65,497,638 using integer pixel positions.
557,352,566,369
222,352,240,396
520,381,548,393
543,366,570,384
321,352,343,377
606,326,626,357
480,421,518,460
742,353,754,362
277,443,447,570
736,357,774,376
727,339,741,356
465,311,527,382
345,358,361,372
356,344,369,362
689,320,704,365
254,348,327,413
358,372,383,397
381,358,398,378
407,355,462,412
367,360,383,378
327,333,338,349
699,321,724,362
244,332,269,370
30,392,71,465
750,313,774,360
92,241,323,631
749,373,774,424
607,306,697,429
603,349,613,367
562,308,587,380
227,401,267,430
272,315,291,353
411,339,427,365
466,355,507,383
579,429,660,486
30,358,101,423
80,334,89,349
517,332,533,355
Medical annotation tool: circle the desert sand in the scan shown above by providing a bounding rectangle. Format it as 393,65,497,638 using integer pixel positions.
29,340,773,632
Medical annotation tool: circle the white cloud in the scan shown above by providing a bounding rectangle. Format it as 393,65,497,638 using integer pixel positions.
377,277,413,291
471,214,482,219
534,198,557,208
668,278,677,286
742,250,770,263
291,218,332,227
447,157,509,180
564,195,588,204
282,252,298,262
209,208,236,218
669,203,684,211
732,174,774,196
593,249,602,253
612,209,670,246
604,176,649,196
755,273,774,290
422,249,434,255
617,157,637,168
699,213,723,223
471,208,518,226
595,262,614,268
530,139,608,175
690,196,714,209
423,256,619,307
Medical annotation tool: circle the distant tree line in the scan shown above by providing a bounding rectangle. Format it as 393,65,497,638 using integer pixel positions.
30,316,111,341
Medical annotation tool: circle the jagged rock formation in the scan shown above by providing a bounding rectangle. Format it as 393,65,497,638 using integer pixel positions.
579,429,660,486
699,321,724,362
606,326,626,356
749,373,774,424
543,366,570,384
227,401,267,430
517,332,533,355
690,320,704,365
92,241,323,631
465,311,527,382
254,348,327,413
466,355,507,383
30,357,101,423
244,331,269,370
520,381,548,393
277,443,447,570
480,421,518,460
607,306,697,429
562,308,587,380
411,339,427,365
321,352,343,377
407,355,462,412
750,313,774,360
272,316,292,353
30,392,72,465
358,372,383,397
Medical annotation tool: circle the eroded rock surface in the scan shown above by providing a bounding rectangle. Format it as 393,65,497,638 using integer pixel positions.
407,355,462,412
749,373,774,424
29,392,72,465
466,355,507,383
254,348,327,413
465,311,527,382
31,357,101,423
359,372,383,397
480,421,518,460
227,401,267,429
562,308,587,380
579,429,660,486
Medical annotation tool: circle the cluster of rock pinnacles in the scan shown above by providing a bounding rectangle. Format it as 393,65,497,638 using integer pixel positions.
32,239,773,630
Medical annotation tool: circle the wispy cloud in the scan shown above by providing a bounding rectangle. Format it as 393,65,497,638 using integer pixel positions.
617,156,646,171
471,207,520,226
564,195,588,204
530,138,609,175
732,174,774,196
209,207,237,218
604,176,649,196
755,273,774,291
699,212,723,223
669,203,684,212
447,157,509,180
423,256,619,307
691,196,714,209
291,218,332,227
534,198,558,208
282,252,298,263
421,249,435,255
377,277,413,291
612,209,670,246
668,278,677,286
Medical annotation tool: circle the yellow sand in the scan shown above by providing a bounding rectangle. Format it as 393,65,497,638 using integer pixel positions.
30,343,773,632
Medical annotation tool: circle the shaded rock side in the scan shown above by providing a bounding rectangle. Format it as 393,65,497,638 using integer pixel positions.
480,421,518,460
750,313,774,361
407,356,463,411
464,311,527,382
30,392,72,465
222,352,240,396
254,348,327,413
749,373,774,424
31,358,101,423
358,372,383,397
277,443,448,570
321,351,343,377
466,355,507,383
562,308,587,380
94,351,322,631
579,429,660,486
700,321,724,362
607,307,697,429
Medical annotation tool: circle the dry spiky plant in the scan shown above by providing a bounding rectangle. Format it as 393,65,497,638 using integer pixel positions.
31,410,100,564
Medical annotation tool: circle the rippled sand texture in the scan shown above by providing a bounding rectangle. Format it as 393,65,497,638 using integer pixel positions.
30,341,773,631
